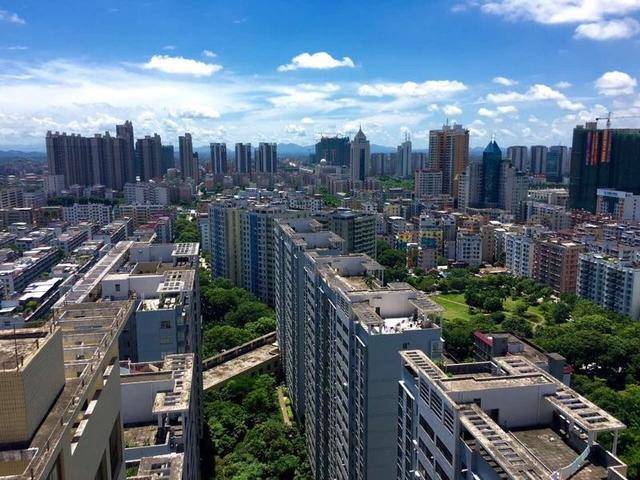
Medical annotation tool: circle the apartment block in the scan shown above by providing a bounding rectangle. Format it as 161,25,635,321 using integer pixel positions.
533,238,584,293
329,209,377,258
294,253,443,480
397,350,627,480
577,253,640,319
0,300,135,480
0,246,61,299
274,217,345,419
121,353,201,480
526,201,571,231
456,230,482,267
504,231,534,278
414,169,443,198
99,242,201,363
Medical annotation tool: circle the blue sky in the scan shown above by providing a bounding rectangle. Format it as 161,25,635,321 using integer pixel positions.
1,0,639,150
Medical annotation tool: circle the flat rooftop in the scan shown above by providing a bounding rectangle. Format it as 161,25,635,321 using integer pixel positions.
203,343,279,390
0,328,50,370
129,453,183,480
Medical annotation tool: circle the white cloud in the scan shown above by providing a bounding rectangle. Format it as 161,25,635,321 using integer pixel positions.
170,106,220,119
497,105,518,114
555,81,572,89
143,55,222,77
493,76,518,86
486,83,565,103
477,0,640,25
358,80,467,98
575,17,640,40
203,50,217,58
163,45,176,51
285,124,307,137
0,9,25,24
442,104,463,116
478,107,499,118
277,52,355,72
301,117,314,124
596,71,637,96
1,45,28,51
557,99,585,111
428,104,440,112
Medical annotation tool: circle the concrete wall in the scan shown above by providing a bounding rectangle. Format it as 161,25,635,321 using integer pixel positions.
121,376,174,424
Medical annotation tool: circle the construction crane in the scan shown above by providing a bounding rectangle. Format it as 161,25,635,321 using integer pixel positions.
595,112,640,129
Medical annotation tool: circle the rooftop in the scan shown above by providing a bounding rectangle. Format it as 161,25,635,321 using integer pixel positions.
203,342,279,390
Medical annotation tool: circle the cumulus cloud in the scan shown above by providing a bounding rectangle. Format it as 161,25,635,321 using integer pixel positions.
555,81,572,89
557,99,586,111
442,104,462,116
478,107,499,118
472,1,640,41
493,76,518,86
285,124,307,137
575,17,640,40
0,9,25,24
486,84,565,103
143,55,222,77
170,106,221,119
301,117,314,124
497,105,518,114
596,71,637,96
203,50,217,58
0,45,28,51
358,80,467,98
277,52,355,72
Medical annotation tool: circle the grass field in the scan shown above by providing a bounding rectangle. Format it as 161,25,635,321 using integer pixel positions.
433,293,546,324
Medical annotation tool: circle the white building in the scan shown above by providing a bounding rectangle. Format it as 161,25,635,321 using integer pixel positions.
577,252,640,320
456,230,482,267
414,169,443,198
62,202,113,225
596,189,640,221
504,231,535,278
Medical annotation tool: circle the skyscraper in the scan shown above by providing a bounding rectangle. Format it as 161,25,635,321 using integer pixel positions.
235,143,252,174
135,134,163,180
397,135,412,178
210,142,228,175
315,135,350,166
161,144,175,174
428,123,469,199
46,131,92,187
257,142,278,173
569,122,640,212
179,132,198,182
116,120,136,182
89,132,126,189
546,145,569,182
506,145,529,172
482,139,502,207
530,145,548,175
349,127,371,182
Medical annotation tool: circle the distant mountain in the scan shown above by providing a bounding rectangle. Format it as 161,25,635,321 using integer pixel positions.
277,143,314,156
0,150,46,161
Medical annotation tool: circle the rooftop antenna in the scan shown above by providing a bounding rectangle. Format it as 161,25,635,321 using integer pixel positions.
491,132,496,143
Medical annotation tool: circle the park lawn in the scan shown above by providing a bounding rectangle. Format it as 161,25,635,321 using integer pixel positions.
433,293,473,321
503,297,546,324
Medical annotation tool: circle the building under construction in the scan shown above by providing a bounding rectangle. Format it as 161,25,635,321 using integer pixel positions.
569,121,640,212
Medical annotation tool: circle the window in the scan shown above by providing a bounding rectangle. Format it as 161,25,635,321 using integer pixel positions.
420,415,434,439
115,284,121,292
160,320,172,329
160,336,172,345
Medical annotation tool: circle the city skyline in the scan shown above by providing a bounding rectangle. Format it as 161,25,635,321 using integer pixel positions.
0,1,639,150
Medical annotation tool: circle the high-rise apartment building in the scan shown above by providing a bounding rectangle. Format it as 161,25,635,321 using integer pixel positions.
577,253,640,319
273,218,345,420
397,350,627,480
235,142,252,174
530,145,548,175
506,145,529,172
533,238,584,293
500,161,530,221
116,120,136,183
546,145,569,182
46,131,92,187
569,123,640,212
276,248,443,480
397,136,412,178
208,199,305,306
90,132,127,189
257,142,278,173
428,123,469,199
135,134,163,181
210,142,228,175
414,169,443,198
329,209,376,257
315,135,350,166
161,144,175,173
456,230,482,267
179,133,198,182
504,231,535,278
350,127,371,182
